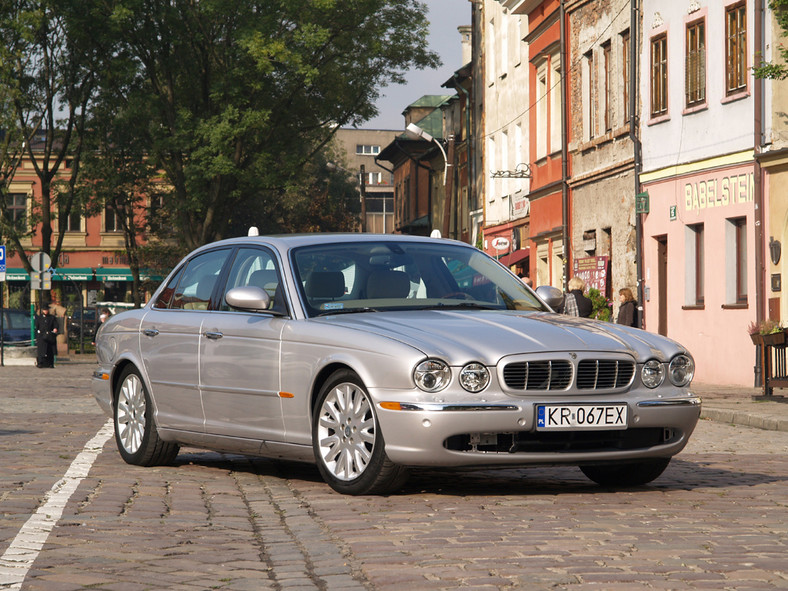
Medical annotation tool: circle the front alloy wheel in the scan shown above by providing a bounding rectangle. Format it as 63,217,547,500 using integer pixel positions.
113,366,179,466
312,370,407,495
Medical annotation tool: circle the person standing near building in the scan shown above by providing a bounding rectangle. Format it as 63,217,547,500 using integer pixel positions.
35,304,58,368
562,276,593,317
616,287,638,328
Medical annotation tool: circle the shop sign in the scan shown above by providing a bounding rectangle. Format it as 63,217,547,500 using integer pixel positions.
491,237,510,251
573,255,609,293
684,171,753,213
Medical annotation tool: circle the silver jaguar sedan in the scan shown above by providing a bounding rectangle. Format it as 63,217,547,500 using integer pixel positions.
92,233,700,495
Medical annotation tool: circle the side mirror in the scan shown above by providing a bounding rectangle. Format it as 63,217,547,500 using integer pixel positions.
535,285,565,311
225,286,272,313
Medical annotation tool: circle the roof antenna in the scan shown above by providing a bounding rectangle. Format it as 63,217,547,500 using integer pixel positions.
248,226,259,236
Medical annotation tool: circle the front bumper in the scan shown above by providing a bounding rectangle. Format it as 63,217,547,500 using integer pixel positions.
372,389,701,467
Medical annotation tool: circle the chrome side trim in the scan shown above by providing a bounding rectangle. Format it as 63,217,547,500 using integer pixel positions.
637,398,701,408
387,402,521,412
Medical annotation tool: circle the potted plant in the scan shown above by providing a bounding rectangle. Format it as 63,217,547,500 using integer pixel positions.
748,319,786,346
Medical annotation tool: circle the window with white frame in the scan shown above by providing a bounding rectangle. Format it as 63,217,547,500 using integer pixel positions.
621,29,630,124
536,61,548,159
487,135,496,202
602,40,612,133
7,193,27,229
725,2,747,95
355,145,380,155
685,18,706,107
584,50,595,140
550,53,561,154
650,33,668,117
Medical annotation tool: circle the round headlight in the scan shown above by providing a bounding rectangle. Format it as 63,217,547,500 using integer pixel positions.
414,359,451,392
641,359,665,388
669,355,695,387
459,362,490,393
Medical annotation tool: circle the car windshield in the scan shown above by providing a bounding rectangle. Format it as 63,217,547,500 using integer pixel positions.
5,312,30,330
292,240,547,318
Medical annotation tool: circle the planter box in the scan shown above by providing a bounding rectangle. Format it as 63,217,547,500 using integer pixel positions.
751,331,787,346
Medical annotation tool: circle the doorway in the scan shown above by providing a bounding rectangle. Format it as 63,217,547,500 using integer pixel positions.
657,235,668,336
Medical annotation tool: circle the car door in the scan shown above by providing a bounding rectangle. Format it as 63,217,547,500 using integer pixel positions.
139,248,232,432
199,246,288,443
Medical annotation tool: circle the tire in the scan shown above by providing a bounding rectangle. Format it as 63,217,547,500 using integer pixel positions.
312,369,408,495
580,457,671,487
114,366,179,466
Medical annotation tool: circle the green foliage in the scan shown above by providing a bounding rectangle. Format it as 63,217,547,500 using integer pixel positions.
588,288,613,322
754,0,788,79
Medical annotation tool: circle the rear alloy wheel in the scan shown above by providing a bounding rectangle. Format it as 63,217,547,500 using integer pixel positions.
114,366,179,466
580,458,671,487
312,369,407,495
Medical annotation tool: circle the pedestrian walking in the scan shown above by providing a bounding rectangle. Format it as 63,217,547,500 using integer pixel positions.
35,304,58,368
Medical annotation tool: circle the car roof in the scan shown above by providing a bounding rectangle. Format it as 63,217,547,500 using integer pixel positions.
189,233,471,258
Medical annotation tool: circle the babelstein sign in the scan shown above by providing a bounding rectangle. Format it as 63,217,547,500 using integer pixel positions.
684,171,754,213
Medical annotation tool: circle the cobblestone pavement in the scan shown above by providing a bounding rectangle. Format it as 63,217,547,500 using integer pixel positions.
1,364,787,590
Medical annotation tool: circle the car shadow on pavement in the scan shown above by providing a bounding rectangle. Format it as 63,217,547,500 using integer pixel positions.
169,450,787,496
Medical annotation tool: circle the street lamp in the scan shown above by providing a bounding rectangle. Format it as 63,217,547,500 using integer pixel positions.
405,122,448,179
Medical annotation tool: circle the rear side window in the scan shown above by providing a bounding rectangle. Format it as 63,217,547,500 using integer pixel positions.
153,268,184,309
168,249,231,310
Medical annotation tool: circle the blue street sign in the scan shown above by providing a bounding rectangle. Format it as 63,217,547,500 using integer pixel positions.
0,245,5,270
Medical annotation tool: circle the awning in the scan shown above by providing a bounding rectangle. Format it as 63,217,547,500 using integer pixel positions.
497,248,530,267
96,267,165,282
4,267,164,282
52,268,94,281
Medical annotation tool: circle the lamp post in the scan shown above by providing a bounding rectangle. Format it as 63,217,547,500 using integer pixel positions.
405,123,448,180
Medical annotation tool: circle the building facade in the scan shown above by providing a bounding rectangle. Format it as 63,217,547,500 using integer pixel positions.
332,128,400,233
639,0,757,385
481,0,532,276
568,0,638,312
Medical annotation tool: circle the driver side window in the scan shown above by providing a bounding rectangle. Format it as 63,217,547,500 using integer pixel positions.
221,247,284,313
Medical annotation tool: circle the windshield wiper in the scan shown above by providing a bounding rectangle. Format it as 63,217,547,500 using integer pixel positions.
415,302,500,311
314,307,380,317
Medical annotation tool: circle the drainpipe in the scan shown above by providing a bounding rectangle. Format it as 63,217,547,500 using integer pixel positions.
754,0,765,327
455,74,472,242
753,0,766,386
560,0,569,290
630,0,644,327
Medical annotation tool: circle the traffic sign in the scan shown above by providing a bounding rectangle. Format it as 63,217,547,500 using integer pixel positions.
0,245,5,282
30,251,51,272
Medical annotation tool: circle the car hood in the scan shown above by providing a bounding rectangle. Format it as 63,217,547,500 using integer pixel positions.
312,310,687,365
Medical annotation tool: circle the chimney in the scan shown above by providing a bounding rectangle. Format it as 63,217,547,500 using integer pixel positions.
459,25,472,66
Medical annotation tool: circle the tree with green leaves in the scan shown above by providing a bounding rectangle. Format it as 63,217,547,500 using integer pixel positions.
755,0,788,79
0,1,103,270
97,0,439,249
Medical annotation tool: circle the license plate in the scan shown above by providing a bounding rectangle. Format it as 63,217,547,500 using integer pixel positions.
536,404,628,431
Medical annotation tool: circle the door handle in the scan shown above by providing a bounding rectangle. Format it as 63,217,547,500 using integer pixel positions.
143,328,159,337
204,331,223,340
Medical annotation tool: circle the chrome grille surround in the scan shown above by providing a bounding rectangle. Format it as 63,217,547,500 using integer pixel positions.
500,352,636,394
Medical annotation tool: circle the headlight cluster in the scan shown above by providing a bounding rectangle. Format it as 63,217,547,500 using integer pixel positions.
413,359,490,393
641,354,694,388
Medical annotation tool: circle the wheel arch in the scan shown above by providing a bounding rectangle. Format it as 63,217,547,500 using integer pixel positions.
309,362,357,415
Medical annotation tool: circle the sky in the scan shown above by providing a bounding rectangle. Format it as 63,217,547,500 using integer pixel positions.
362,0,472,130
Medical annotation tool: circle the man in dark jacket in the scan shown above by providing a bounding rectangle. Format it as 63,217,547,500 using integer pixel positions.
35,305,58,368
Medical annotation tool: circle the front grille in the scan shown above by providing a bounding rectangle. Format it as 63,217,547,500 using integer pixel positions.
577,359,635,389
502,357,635,392
502,360,573,390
